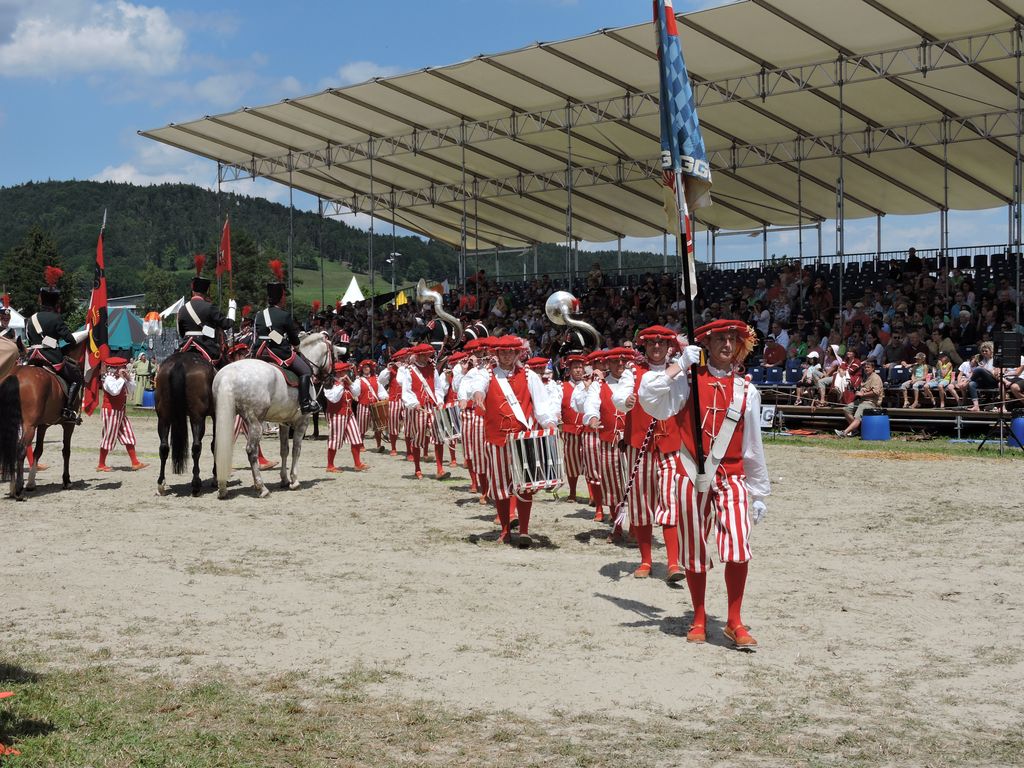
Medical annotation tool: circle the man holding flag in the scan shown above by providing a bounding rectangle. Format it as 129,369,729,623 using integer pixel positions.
642,1,769,648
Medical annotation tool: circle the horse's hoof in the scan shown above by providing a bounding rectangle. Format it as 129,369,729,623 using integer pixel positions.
156,484,167,496
289,481,300,490
279,480,289,489
258,486,271,498
63,483,71,490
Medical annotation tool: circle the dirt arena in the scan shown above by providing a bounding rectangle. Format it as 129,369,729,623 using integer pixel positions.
3,410,1023,766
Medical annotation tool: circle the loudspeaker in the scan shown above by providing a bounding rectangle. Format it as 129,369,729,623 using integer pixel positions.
994,330,1022,368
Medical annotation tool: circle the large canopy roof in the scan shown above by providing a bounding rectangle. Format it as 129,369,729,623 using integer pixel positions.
142,0,1024,250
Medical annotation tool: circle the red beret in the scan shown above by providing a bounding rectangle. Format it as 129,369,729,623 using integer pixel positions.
358,359,376,369
525,356,549,368
447,352,468,364
491,335,523,349
462,338,480,352
603,347,636,361
693,319,757,361
637,325,678,343
563,353,587,365
585,350,606,364
409,343,435,355
105,357,128,367
333,361,352,373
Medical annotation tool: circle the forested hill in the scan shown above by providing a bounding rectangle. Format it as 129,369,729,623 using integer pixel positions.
0,180,459,299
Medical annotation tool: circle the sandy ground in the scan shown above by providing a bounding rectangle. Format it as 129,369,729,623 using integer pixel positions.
3,410,1024,752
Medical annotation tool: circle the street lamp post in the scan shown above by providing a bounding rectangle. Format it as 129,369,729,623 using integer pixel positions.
388,252,399,291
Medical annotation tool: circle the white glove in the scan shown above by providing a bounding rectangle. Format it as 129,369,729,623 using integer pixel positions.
227,298,238,322
752,500,767,525
680,345,702,367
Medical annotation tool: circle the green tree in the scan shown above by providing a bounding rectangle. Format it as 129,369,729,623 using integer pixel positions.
0,226,78,316
143,264,185,313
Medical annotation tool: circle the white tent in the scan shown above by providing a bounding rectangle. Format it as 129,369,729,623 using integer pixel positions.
339,277,365,306
160,296,184,319
8,308,25,330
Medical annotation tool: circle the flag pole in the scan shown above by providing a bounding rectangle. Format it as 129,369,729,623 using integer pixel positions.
673,168,706,478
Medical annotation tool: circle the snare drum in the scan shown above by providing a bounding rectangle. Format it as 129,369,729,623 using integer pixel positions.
432,404,462,444
367,400,389,433
508,427,565,495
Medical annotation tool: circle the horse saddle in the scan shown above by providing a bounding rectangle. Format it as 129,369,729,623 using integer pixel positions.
271,365,300,388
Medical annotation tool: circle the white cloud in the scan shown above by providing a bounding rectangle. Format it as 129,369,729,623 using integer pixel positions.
0,0,185,78
191,72,257,109
319,60,402,90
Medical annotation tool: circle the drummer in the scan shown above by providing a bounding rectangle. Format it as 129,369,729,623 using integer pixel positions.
462,335,559,548
397,342,450,480
351,359,387,454
378,348,409,458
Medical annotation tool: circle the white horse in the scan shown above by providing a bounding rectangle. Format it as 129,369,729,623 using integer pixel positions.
213,332,334,499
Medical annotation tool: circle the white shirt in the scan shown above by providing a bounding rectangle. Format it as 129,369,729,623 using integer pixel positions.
638,363,770,499
350,375,387,401
102,373,135,399
323,380,347,404
378,368,393,389
461,365,559,428
613,361,663,412
582,371,632,425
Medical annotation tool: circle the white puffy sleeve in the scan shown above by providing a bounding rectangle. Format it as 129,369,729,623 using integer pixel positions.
451,366,464,394
638,368,690,421
350,378,364,400
378,368,392,388
612,373,635,412
526,369,558,427
324,382,345,404
103,375,125,397
461,367,490,399
376,378,388,399
582,383,602,424
398,367,418,409
742,384,771,499
434,372,449,403
570,381,589,415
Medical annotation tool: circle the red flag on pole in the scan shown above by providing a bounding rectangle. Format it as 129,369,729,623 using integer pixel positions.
217,216,232,290
82,213,110,416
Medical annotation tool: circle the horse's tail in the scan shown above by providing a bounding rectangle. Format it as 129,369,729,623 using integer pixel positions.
0,376,21,481
213,373,236,492
168,359,189,474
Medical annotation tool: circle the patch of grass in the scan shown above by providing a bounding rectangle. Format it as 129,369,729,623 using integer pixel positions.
1,654,1022,768
766,435,1023,459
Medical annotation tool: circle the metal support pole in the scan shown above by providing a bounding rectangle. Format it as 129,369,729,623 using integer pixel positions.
565,103,574,281
663,231,668,272
875,213,882,265
1016,23,1023,326
216,161,223,308
318,196,325,309
460,121,468,295
495,247,500,281
617,236,623,276
837,59,846,310
368,139,376,356
942,117,950,263
287,155,295,317
817,222,823,264
391,212,397,292
711,228,717,267
533,244,538,278
797,156,804,267
762,224,768,263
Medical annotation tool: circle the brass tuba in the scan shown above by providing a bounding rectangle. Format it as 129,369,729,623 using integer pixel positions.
416,278,463,344
545,291,602,349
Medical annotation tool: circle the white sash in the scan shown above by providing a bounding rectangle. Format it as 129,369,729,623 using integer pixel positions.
677,375,747,494
184,301,215,337
30,315,57,348
496,373,533,430
411,366,439,406
260,309,284,345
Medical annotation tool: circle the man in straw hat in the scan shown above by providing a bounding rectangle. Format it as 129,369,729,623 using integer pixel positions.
639,319,770,648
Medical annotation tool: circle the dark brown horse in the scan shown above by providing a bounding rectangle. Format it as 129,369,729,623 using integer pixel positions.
155,350,217,496
6,336,86,500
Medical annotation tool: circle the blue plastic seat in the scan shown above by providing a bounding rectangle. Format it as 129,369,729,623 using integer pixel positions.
784,362,802,383
746,366,765,384
888,366,911,387
764,366,784,384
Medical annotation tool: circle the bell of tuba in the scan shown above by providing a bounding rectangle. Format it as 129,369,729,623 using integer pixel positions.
545,291,602,349
416,278,463,343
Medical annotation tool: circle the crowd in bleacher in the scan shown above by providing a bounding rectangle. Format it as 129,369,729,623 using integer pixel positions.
325,248,1024,416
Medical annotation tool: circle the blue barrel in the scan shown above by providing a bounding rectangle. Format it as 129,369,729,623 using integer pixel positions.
142,389,156,408
861,413,890,441
1011,416,1024,449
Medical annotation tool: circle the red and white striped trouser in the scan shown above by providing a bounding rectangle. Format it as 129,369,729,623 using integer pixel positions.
406,406,437,452
100,409,136,451
660,454,751,572
485,441,536,502
560,431,584,479
581,431,604,486
328,411,363,450
233,414,252,440
621,445,662,527
587,434,626,509
388,399,405,437
463,409,486,469
356,403,381,438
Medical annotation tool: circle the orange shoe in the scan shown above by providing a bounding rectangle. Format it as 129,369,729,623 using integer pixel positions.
259,460,279,470
469,483,478,494
436,470,451,480
593,508,604,523
449,459,458,468
723,624,758,648
632,564,652,579
96,465,112,472
666,565,685,583
389,450,398,456
406,454,414,462
130,462,149,471
326,466,342,473
354,463,370,472
479,495,488,505
414,470,423,479
686,624,706,644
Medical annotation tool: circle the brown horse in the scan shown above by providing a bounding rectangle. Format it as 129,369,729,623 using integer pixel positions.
155,350,217,496
7,336,86,500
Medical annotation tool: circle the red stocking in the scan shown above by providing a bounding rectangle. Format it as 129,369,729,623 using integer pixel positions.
327,448,337,469
662,525,680,569
724,561,749,630
495,499,512,540
434,445,444,474
567,475,578,499
126,445,141,465
351,446,361,466
412,447,422,474
634,523,653,566
516,498,532,535
685,570,707,628
97,448,109,468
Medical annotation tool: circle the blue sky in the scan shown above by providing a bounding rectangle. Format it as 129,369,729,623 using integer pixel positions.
0,0,1009,262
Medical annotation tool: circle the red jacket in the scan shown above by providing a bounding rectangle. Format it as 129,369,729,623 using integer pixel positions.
560,380,584,435
483,370,534,447
675,367,747,475
622,366,681,454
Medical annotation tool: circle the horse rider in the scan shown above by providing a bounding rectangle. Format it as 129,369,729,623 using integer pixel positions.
1,293,26,354
24,266,83,422
176,254,235,366
252,259,320,415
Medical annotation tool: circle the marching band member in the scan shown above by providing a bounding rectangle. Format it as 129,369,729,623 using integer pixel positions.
463,335,559,548
177,254,234,366
252,260,319,415
458,339,490,503
25,267,83,422
352,360,387,453
612,326,684,580
639,320,770,647
447,351,471,472
558,353,587,503
397,342,450,480
573,351,606,517
378,348,408,457
324,361,367,472
581,348,633,526
96,357,147,472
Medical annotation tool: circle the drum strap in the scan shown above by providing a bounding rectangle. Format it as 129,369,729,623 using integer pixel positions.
496,375,533,430
411,367,439,406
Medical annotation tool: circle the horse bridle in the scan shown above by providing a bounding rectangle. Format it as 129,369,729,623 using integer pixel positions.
298,331,334,383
